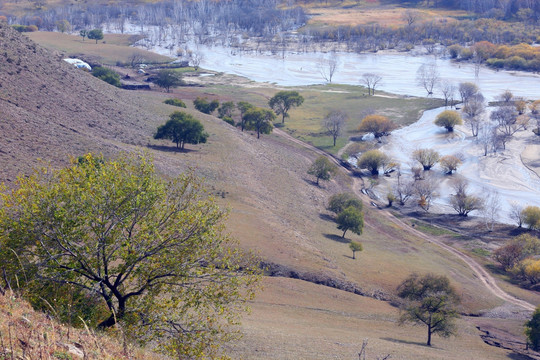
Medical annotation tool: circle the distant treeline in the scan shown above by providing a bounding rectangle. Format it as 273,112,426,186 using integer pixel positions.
303,18,540,53
411,0,540,21
3,0,307,38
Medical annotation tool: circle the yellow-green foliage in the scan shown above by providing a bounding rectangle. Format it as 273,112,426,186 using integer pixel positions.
0,153,261,359
434,110,463,132
523,205,540,230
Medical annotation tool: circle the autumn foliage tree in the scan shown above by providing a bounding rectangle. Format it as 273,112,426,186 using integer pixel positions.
357,150,389,175
439,155,462,174
0,153,260,358
412,149,440,171
434,110,463,132
357,115,395,140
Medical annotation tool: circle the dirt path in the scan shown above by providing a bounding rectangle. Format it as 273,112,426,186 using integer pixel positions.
273,128,537,312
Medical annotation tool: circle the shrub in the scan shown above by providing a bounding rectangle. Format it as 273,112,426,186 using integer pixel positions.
194,97,220,114
434,110,462,132
505,56,527,70
486,58,505,69
91,66,121,87
164,98,187,108
494,234,540,270
222,116,235,126
357,150,389,176
412,149,440,171
439,155,462,174
523,206,540,230
448,44,462,59
357,115,395,139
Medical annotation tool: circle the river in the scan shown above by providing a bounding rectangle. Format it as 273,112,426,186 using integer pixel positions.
135,32,540,223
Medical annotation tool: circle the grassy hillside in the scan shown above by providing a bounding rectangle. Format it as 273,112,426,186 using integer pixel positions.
1,21,540,359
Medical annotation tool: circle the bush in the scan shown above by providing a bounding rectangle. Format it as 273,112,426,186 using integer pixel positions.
357,150,389,175
357,115,395,139
439,155,462,174
194,97,220,114
412,149,440,171
448,44,462,59
164,98,187,108
91,66,121,87
505,56,527,70
494,234,540,270
523,206,540,230
222,116,235,126
486,58,505,69
434,110,462,132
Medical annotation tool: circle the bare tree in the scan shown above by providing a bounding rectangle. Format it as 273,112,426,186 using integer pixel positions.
439,80,456,108
323,110,347,147
449,178,483,216
394,168,415,205
491,105,519,137
414,175,438,212
416,63,439,96
509,201,525,228
463,93,485,137
478,124,496,156
319,52,338,83
480,190,500,231
362,73,382,95
458,82,479,105
402,9,421,26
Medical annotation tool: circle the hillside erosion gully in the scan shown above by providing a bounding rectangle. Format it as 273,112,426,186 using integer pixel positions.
272,128,536,312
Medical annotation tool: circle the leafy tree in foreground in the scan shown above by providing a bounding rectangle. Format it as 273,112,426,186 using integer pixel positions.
87,28,104,44
434,110,463,132
412,148,440,171
243,107,275,138
155,69,183,93
336,206,364,238
154,111,208,149
349,241,363,259
268,90,304,124
397,274,460,347
526,306,540,351
0,153,260,358
307,156,337,186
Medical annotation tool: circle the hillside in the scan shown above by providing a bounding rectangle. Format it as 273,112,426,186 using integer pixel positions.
0,22,161,184
1,22,540,359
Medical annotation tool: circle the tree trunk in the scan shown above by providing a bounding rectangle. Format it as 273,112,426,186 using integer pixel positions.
333,136,336,147
282,113,286,124
98,297,126,329
352,250,356,259
342,229,347,238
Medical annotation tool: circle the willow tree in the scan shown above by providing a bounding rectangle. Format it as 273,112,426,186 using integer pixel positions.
0,153,260,359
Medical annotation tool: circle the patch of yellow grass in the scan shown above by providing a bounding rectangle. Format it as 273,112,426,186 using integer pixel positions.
26,31,172,65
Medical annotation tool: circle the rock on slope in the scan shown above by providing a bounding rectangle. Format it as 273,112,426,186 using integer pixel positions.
0,22,160,184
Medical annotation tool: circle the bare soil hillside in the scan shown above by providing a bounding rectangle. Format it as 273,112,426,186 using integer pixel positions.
0,22,160,184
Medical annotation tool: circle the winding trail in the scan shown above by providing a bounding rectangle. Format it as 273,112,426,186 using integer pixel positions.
274,128,536,312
